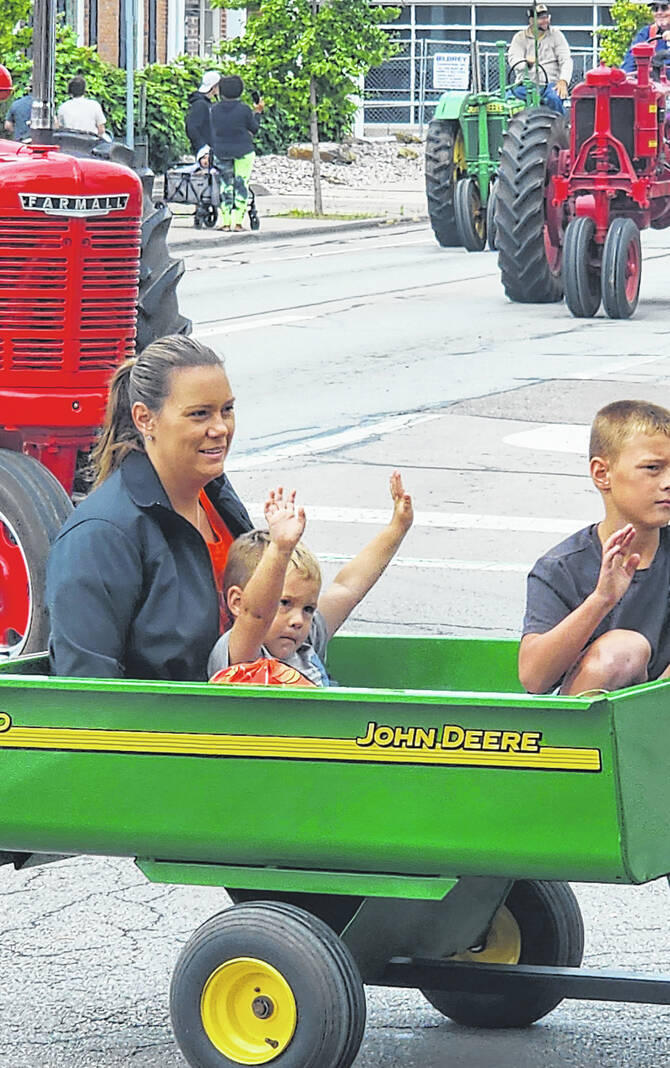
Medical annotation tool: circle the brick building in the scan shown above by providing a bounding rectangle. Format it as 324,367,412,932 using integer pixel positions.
64,0,246,67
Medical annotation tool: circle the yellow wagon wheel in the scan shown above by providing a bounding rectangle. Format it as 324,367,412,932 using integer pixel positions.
422,879,584,1028
170,901,366,1068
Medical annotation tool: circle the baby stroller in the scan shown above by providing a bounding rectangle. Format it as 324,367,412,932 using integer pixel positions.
164,160,260,231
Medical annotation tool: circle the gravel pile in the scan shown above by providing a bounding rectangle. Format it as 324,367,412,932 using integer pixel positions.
253,136,425,194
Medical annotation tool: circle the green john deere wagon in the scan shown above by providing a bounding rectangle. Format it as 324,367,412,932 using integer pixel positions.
1,633,670,1067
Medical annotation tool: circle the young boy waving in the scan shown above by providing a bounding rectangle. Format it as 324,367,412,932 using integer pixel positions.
209,473,413,685
520,400,670,695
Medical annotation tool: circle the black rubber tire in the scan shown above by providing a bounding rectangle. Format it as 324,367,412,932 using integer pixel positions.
487,182,498,252
227,899,367,1068
563,216,602,318
249,210,261,232
601,217,642,319
425,119,466,247
170,902,366,1068
204,204,218,229
422,879,584,1029
0,450,73,656
454,177,487,252
496,109,569,303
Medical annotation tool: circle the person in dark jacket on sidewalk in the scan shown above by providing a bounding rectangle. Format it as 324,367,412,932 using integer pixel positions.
210,74,264,231
185,70,220,156
46,336,252,682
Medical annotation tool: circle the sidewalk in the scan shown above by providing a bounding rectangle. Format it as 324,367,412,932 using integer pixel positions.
166,186,428,252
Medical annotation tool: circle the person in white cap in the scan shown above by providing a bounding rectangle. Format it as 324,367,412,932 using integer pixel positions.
185,70,220,156
507,4,573,114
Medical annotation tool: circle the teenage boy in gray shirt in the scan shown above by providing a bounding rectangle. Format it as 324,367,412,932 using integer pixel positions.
520,400,670,695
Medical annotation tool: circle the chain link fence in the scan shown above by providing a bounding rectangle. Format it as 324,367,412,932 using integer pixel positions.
364,39,596,127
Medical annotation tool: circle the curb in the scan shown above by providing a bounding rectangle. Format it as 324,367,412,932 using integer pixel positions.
168,214,428,253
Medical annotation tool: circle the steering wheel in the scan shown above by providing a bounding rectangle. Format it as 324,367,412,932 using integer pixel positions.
651,47,670,70
507,58,550,91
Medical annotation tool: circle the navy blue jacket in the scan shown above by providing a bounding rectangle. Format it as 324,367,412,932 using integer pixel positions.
622,25,670,73
46,451,252,681
210,99,260,159
185,91,213,155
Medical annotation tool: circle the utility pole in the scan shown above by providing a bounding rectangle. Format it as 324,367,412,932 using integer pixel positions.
125,0,137,149
30,0,57,144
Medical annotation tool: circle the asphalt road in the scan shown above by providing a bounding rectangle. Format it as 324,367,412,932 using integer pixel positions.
2,224,670,1067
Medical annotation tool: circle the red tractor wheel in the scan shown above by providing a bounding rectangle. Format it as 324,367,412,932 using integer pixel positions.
601,218,642,319
0,451,73,657
563,217,602,318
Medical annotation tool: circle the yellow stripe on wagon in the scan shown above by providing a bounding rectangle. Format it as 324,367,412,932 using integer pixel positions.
0,713,601,772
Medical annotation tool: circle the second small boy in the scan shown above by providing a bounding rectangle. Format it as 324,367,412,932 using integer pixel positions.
520,400,670,695
208,473,413,684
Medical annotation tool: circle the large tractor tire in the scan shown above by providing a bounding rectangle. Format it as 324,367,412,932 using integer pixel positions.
422,879,584,1029
0,450,73,657
51,132,191,348
425,119,467,247
496,109,569,303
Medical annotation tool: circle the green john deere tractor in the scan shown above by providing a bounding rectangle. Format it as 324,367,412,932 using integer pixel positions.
425,39,544,251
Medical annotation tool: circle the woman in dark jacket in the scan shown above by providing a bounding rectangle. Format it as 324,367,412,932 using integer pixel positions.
46,336,252,681
210,75,264,231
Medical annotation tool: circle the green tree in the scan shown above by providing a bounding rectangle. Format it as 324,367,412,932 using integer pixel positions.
213,0,400,212
598,0,653,66
0,1,31,55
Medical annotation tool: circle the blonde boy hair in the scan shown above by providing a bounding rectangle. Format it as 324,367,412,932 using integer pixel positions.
222,529,322,598
589,400,670,462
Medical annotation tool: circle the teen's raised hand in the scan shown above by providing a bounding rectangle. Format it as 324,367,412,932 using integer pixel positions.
389,470,414,533
595,524,640,607
264,487,306,553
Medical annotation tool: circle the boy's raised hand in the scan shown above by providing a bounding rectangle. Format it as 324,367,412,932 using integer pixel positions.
264,487,306,553
596,524,640,607
389,470,414,533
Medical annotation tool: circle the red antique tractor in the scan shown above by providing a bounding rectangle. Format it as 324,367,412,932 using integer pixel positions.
0,28,189,658
495,42,670,319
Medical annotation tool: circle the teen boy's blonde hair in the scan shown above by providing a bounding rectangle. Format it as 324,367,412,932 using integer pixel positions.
222,529,322,599
589,400,670,462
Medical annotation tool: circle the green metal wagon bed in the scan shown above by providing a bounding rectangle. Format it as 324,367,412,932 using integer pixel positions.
1,634,669,1068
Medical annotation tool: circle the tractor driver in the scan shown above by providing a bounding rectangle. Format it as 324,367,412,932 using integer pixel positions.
507,4,573,115
622,2,670,74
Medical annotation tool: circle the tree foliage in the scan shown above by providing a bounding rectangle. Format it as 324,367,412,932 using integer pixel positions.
213,0,401,149
598,0,653,66
0,0,31,55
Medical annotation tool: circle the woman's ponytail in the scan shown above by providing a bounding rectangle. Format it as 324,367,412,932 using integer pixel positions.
90,359,143,487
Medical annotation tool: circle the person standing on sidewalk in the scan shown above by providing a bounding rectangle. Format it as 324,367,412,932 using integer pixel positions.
210,75,264,232
185,70,220,156
4,84,33,140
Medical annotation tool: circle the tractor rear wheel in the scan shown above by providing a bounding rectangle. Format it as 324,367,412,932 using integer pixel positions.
425,119,467,247
563,217,602,318
454,177,487,252
601,218,642,319
496,108,569,303
0,451,73,657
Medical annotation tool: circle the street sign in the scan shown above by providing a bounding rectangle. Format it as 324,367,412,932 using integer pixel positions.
433,52,470,90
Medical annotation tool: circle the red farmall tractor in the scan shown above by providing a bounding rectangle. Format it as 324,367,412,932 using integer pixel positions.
496,42,670,319
0,24,189,659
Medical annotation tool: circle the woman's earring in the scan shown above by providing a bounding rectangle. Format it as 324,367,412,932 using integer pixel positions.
146,433,155,443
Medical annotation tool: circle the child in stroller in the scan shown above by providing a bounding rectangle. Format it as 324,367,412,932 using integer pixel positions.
164,145,259,231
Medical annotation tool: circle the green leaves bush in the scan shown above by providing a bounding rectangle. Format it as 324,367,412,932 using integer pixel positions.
598,0,653,66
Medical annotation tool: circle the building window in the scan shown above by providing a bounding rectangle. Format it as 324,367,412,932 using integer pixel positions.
185,0,221,57
147,0,157,63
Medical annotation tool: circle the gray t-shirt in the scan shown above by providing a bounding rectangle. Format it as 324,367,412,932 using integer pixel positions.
208,610,330,686
523,524,670,689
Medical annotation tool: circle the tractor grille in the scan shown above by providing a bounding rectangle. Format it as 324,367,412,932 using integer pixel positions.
574,96,635,166
0,214,141,380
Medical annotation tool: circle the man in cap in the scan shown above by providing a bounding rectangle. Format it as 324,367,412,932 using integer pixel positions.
507,4,573,114
185,70,220,157
622,2,670,73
